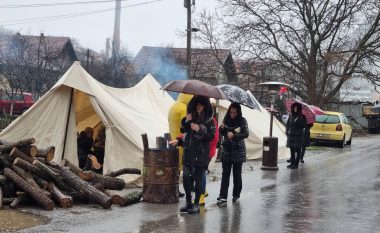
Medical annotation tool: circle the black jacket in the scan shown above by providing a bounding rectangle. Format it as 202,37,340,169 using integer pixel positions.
303,123,313,147
286,103,307,149
219,117,249,163
180,96,216,167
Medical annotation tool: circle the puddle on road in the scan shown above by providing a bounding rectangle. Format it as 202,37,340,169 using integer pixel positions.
0,209,50,232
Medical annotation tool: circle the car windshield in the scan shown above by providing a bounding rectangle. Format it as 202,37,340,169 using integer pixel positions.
316,115,340,124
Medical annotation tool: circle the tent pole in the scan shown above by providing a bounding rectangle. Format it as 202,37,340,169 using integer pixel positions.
62,88,74,160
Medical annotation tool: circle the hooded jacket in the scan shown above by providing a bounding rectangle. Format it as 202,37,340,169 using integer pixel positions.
168,93,192,169
219,103,249,163
180,96,216,167
286,102,307,148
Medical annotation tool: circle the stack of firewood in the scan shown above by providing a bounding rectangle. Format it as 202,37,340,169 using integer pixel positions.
0,138,142,211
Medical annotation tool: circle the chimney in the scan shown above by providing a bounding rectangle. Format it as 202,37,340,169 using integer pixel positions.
112,0,121,56
105,38,111,59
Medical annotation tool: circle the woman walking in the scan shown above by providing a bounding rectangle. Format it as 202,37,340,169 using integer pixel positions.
286,102,307,169
217,102,249,203
179,95,216,214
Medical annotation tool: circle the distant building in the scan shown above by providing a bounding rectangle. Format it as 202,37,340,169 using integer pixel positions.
339,77,376,103
133,46,237,86
0,33,77,69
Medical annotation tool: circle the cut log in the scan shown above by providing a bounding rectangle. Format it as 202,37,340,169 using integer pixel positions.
18,145,38,157
10,148,35,163
11,163,54,198
45,161,61,171
0,155,11,167
0,185,3,209
35,157,46,164
104,189,142,206
92,182,105,192
3,197,15,205
33,160,70,191
3,168,54,210
92,176,126,190
33,176,49,190
36,146,55,162
59,167,112,209
14,157,48,180
106,168,142,177
0,138,35,153
10,193,29,209
10,164,40,190
47,183,73,208
61,159,82,175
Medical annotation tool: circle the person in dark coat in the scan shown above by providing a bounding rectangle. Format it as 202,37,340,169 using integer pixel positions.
286,103,307,169
178,95,216,214
77,127,94,169
217,102,249,202
300,123,313,163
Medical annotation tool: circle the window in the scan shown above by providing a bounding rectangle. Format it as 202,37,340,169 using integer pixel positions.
341,115,349,124
316,115,340,124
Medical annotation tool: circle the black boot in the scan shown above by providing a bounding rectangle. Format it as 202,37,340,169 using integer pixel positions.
180,203,193,213
287,159,291,163
187,204,200,214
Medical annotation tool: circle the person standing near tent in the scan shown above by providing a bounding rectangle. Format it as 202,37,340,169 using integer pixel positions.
286,102,307,169
168,93,193,197
178,95,215,214
217,102,249,203
200,112,219,205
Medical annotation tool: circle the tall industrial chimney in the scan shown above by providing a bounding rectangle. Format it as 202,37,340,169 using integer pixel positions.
105,38,111,59
112,0,121,56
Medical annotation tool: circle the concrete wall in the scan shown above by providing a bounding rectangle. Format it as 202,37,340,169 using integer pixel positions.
328,102,368,130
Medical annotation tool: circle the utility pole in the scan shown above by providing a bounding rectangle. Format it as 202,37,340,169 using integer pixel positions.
184,0,194,80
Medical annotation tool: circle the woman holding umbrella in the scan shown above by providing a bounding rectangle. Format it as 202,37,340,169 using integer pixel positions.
217,102,249,202
286,102,307,169
177,95,216,214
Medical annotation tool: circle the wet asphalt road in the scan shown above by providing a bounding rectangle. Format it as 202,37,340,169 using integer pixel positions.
20,135,380,233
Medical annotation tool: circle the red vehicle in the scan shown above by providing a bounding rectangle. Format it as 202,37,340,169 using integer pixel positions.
0,92,35,115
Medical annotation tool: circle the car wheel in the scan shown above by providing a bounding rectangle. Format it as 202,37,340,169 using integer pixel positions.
338,135,345,148
22,108,29,113
346,135,352,145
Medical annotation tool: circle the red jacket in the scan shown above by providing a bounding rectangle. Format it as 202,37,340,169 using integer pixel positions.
209,117,219,158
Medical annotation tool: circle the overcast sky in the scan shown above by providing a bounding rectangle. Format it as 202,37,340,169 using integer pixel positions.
0,0,216,55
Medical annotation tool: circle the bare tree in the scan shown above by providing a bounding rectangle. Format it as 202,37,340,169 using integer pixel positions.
73,40,135,88
195,1,380,106
0,31,72,99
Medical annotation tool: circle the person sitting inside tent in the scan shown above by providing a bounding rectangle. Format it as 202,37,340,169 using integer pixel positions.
91,126,106,174
77,127,94,169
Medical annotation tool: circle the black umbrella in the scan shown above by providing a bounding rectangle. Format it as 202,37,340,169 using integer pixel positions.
217,84,260,110
161,80,228,99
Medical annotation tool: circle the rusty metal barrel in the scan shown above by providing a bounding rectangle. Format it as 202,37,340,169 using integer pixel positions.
141,133,179,203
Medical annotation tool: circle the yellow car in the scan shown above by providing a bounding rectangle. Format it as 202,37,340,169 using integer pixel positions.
310,111,353,148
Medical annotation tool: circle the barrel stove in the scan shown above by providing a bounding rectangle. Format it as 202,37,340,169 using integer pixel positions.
141,133,179,203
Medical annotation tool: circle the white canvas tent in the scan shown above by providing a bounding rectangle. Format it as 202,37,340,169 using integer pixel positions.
215,97,289,160
0,62,174,173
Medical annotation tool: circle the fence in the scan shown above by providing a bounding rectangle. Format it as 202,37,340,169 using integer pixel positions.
0,116,15,131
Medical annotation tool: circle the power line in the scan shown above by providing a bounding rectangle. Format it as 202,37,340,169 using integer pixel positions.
0,0,130,8
0,0,162,26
